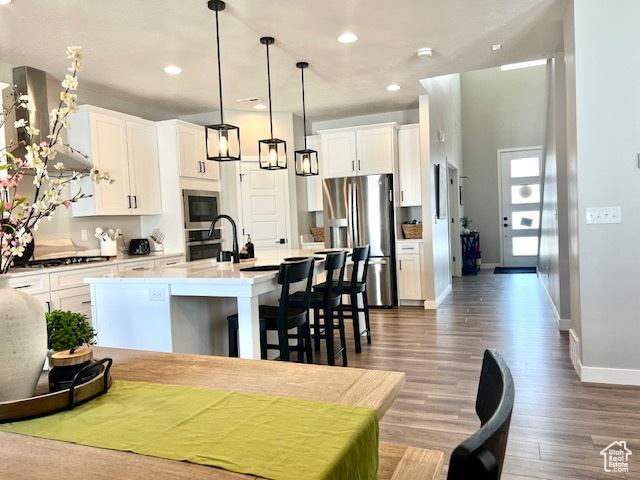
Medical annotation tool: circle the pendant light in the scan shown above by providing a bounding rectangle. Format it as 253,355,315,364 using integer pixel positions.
205,0,240,161
294,62,318,176
258,37,287,170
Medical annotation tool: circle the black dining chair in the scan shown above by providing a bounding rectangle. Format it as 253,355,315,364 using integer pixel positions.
447,349,515,480
227,258,315,362
289,251,348,366
314,245,371,353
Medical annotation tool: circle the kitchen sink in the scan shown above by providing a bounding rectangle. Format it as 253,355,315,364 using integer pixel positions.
240,265,280,272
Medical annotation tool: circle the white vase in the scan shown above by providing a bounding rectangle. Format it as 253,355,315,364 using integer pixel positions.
0,275,47,402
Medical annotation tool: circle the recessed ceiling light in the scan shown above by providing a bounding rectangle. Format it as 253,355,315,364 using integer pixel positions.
492,44,502,51
0,0,13,5
254,104,267,110
386,84,401,91
338,33,358,44
500,59,547,71
163,65,182,74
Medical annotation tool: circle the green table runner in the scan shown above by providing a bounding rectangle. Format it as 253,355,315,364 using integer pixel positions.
0,380,378,480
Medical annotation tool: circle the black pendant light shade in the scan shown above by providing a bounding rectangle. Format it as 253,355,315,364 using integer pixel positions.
294,62,318,176
205,0,241,161
258,37,287,170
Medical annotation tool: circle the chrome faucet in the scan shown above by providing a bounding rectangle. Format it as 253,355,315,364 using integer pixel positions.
209,214,240,264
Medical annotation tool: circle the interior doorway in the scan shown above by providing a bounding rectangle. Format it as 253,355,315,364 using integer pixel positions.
447,164,461,277
498,147,542,267
238,160,291,252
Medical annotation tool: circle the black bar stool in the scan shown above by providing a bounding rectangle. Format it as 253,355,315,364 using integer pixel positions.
289,251,348,366
227,258,315,362
314,245,371,353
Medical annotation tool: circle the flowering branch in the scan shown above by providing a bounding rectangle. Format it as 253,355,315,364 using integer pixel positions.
0,47,113,274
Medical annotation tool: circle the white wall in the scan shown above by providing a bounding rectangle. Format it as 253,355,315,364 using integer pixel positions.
567,0,640,382
312,109,419,133
460,66,547,264
418,74,462,307
538,55,571,327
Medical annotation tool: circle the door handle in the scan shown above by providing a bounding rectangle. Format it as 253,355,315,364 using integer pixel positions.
275,238,286,244
503,223,511,227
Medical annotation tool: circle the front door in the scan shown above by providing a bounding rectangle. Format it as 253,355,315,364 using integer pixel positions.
499,148,542,267
239,161,290,250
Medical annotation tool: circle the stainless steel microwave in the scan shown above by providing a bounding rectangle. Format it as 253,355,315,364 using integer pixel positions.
182,189,220,230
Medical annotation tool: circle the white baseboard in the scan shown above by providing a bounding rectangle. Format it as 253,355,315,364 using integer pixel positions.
398,299,423,307
480,263,500,270
569,329,581,375
580,365,640,386
424,283,452,310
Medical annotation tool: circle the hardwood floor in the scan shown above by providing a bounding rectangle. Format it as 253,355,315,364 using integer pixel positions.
317,271,640,480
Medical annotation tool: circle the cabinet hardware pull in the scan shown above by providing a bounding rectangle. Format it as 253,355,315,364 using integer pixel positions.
132,267,148,271
352,160,355,171
399,260,402,270
15,284,31,289
166,262,178,266
401,191,404,201
202,162,206,173
133,196,138,209
127,195,132,209
45,301,51,313
401,247,413,250
358,160,361,170
81,300,92,305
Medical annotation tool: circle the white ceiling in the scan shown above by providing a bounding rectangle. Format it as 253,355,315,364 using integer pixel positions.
0,0,567,121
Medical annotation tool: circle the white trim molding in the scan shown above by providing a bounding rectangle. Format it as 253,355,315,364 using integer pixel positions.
580,366,640,386
424,283,452,310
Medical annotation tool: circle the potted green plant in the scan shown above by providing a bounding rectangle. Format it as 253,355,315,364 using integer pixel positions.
461,216,472,234
45,310,97,352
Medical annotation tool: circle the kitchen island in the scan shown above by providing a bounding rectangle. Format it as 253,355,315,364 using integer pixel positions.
85,249,335,359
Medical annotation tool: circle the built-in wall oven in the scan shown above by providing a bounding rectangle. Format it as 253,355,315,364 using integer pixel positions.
182,189,222,261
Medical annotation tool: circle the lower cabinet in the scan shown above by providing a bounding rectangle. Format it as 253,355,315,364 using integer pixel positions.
50,286,92,319
8,273,52,313
396,241,423,301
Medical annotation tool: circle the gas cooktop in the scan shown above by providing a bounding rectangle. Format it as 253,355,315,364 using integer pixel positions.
13,256,111,269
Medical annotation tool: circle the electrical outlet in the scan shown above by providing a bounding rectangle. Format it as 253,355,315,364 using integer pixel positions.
148,288,165,301
81,229,88,241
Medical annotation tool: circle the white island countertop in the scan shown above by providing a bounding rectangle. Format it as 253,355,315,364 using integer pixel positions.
84,248,346,359
84,248,337,285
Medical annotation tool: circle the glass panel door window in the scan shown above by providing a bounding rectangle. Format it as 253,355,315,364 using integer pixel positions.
499,149,542,267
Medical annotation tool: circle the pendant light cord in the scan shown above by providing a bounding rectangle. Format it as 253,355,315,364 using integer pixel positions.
215,6,225,125
265,41,274,139
301,66,308,150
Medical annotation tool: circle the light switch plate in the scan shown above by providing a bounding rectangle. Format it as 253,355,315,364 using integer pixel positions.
585,206,622,224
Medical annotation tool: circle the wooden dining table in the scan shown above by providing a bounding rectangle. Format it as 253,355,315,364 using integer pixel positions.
0,347,443,479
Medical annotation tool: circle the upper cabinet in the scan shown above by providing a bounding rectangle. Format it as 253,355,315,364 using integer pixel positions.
398,124,422,207
177,123,220,181
68,105,161,216
318,123,397,179
305,135,323,212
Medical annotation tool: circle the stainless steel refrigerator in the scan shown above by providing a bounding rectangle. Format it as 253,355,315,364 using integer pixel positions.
323,174,397,307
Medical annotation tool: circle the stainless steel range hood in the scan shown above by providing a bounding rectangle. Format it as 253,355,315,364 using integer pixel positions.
2,66,91,171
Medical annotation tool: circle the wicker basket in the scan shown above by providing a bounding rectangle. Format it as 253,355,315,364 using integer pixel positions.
310,227,325,243
401,223,422,239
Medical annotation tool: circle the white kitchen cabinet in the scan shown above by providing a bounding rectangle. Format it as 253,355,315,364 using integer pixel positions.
178,123,220,181
154,255,185,268
398,124,422,207
8,273,51,312
305,135,324,212
318,123,396,179
50,286,92,319
68,105,162,216
118,259,155,272
396,241,423,301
